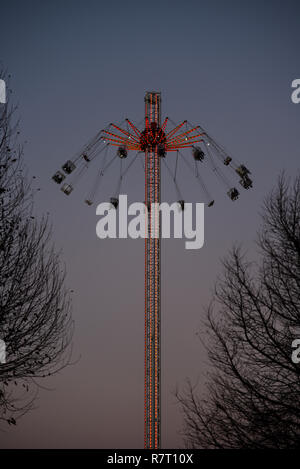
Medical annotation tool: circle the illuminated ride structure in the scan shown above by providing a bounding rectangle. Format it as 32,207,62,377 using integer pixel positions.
52,91,253,449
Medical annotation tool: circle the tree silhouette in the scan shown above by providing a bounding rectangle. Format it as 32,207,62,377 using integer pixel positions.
0,71,73,426
177,173,300,448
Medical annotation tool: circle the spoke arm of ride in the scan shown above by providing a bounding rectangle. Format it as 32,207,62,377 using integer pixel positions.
153,117,169,144
165,120,187,139
109,143,140,150
166,138,204,150
166,134,204,147
126,119,142,139
101,135,127,145
110,123,140,144
101,134,140,149
167,126,204,145
160,117,168,133
101,130,139,148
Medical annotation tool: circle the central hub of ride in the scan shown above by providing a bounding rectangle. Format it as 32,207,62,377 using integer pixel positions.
140,122,166,152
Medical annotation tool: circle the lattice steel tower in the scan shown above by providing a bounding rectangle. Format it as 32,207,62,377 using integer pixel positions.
144,92,161,449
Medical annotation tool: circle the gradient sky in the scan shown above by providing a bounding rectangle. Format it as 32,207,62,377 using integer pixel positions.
0,0,299,448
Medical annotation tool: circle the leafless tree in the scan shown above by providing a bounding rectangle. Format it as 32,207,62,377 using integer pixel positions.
0,71,73,426
177,173,300,448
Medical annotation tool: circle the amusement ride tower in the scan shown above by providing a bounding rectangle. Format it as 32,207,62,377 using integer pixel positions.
52,91,253,449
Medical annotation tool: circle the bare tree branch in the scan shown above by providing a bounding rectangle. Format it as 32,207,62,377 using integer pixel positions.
0,70,73,427
177,172,300,448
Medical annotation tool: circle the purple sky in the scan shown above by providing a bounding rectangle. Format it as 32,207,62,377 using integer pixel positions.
0,0,299,448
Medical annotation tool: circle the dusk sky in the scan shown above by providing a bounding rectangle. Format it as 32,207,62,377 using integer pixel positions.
0,0,299,448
